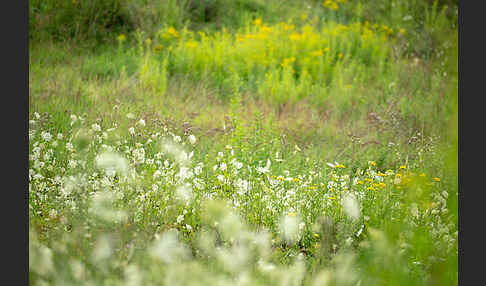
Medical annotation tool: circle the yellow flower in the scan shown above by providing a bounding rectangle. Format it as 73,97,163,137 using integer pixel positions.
369,161,376,167
356,180,364,185
288,212,297,217
419,173,426,177
167,27,179,38
289,33,302,41
313,233,320,238
338,53,343,59
335,164,345,169
323,0,339,10
367,187,376,191
329,197,337,200
117,34,126,43
185,41,197,48
399,28,406,35
399,165,407,170
433,177,441,182
253,18,262,26
311,50,324,57
281,57,296,68
283,23,295,31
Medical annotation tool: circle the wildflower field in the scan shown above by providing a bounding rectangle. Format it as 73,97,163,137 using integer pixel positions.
29,0,458,285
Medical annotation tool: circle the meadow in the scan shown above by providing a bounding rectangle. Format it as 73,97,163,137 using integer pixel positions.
29,0,458,285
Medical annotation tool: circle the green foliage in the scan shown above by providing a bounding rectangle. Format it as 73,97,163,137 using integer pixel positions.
29,0,458,285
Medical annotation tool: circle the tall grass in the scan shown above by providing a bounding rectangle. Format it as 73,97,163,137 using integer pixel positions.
29,0,458,285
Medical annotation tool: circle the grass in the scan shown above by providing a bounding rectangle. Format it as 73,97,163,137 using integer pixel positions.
29,0,457,285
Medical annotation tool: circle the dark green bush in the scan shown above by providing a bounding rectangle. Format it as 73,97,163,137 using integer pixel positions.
29,0,133,42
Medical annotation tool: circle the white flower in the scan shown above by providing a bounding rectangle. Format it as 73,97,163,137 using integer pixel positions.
48,209,58,219
91,123,101,132
66,142,74,152
185,224,193,232
193,178,204,190
176,185,193,203
173,135,182,143
236,179,250,195
279,214,302,244
150,230,190,264
194,164,203,175
153,170,162,179
41,131,52,142
132,148,145,164
342,194,360,220
177,166,193,181
68,159,78,169
96,152,129,176
256,159,271,174
177,215,184,224
220,162,227,172
188,134,197,145
128,127,135,136
231,158,243,170
137,119,146,127
126,113,135,119
34,112,41,119
217,174,225,183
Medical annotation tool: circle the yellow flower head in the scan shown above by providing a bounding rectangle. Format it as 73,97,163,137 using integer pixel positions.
433,177,441,182
117,34,126,43
167,27,179,38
